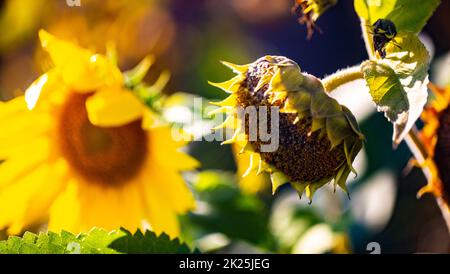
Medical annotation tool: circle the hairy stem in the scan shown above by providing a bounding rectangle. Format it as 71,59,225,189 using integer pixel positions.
322,65,363,93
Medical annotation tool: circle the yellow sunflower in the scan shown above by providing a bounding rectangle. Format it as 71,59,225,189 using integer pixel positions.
210,56,364,202
418,84,450,209
0,30,198,236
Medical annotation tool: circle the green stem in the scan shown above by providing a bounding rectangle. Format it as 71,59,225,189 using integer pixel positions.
322,65,363,93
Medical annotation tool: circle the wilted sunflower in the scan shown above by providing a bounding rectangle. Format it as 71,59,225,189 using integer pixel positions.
210,56,364,202
0,30,198,236
418,84,450,209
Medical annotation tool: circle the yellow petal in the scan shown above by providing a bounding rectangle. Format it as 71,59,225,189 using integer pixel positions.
76,183,126,231
0,109,52,145
142,108,165,129
213,114,239,130
0,96,28,120
257,158,270,175
39,30,123,91
220,61,249,74
25,73,49,110
24,70,66,110
221,129,244,145
86,88,144,127
115,182,147,232
76,181,145,232
233,145,267,194
146,162,196,214
242,153,261,177
140,175,183,238
0,164,52,233
208,75,244,94
11,159,68,233
39,30,90,66
48,179,82,233
0,106,53,161
210,94,237,107
148,127,200,171
208,106,232,116
0,137,51,188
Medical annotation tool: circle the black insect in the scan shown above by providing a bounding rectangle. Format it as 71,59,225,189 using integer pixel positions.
372,19,398,58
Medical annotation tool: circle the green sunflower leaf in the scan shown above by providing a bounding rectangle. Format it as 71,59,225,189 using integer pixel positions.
361,32,429,144
0,227,195,254
354,0,440,33
78,228,125,254
108,228,197,254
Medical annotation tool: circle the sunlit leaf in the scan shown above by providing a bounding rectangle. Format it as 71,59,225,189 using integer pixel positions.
354,0,440,33
0,228,194,254
361,33,429,144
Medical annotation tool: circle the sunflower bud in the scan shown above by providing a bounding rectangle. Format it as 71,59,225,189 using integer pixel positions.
210,56,364,202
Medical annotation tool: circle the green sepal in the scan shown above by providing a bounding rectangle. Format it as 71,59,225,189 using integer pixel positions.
326,115,354,149
124,56,155,89
311,117,326,133
290,182,309,200
306,179,330,203
310,91,342,118
269,66,304,92
271,172,290,194
334,166,351,199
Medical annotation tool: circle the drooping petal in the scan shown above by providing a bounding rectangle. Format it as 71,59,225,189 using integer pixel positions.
39,30,123,91
85,88,144,127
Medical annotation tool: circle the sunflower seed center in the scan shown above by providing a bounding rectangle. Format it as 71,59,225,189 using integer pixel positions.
58,93,147,186
236,58,345,183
